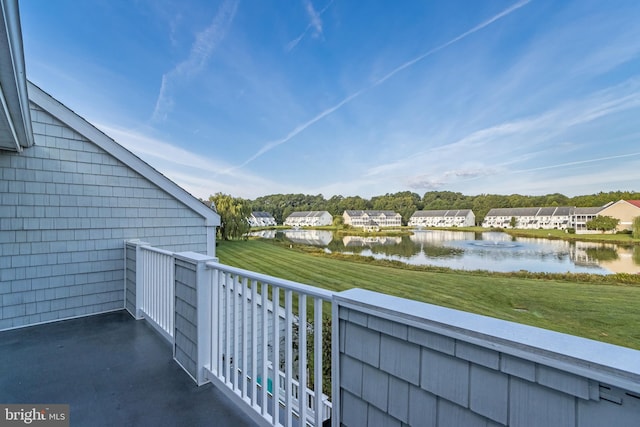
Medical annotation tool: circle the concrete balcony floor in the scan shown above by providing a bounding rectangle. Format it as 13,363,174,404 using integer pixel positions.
0,310,258,427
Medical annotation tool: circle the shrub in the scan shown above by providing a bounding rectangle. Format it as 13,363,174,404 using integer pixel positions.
566,227,576,234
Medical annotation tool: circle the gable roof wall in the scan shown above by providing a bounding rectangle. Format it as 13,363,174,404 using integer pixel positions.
27,82,219,227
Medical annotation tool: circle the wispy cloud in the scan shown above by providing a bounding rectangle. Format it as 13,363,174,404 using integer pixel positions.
152,0,239,122
237,0,530,171
374,0,531,86
286,0,333,52
364,75,640,194
95,123,297,199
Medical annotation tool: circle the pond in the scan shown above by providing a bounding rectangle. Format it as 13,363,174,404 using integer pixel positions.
248,229,640,275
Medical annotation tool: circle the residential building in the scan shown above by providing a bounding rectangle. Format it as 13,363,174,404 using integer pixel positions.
409,209,475,227
343,210,402,228
483,206,588,230
573,206,606,232
482,207,543,229
283,210,332,227
247,211,277,227
597,200,640,231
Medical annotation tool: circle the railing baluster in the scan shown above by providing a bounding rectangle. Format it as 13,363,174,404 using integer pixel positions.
272,285,280,426
225,272,232,385
261,282,269,419
314,298,322,427
285,289,293,427
299,294,307,426
241,277,249,401
217,269,224,377
233,274,240,393
251,279,258,407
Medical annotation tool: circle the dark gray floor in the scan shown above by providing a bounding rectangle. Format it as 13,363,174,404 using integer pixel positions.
0,310,258,427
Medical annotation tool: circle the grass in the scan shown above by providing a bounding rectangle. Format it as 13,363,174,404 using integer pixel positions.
217,239,640,350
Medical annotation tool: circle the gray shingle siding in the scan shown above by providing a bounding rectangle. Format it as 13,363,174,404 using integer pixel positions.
174,259,198,379
125,243,137,316
0,104,209,329
337,294,640,427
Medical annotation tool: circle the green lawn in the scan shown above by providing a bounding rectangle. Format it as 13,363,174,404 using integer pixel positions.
217,239,640,350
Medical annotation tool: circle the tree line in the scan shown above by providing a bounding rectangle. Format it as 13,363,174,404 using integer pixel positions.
248,190,640,225
207,190,640,239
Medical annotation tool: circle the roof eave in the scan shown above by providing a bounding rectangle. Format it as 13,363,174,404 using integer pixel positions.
0,0,34,151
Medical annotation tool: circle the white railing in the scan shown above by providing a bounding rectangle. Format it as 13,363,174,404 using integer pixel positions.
277,370,332,424
139,245,175,342
204,262,333,427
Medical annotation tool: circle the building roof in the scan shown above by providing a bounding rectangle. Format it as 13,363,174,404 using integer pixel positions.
411,210,447,217
27,82,220,227
574,206,603,215
0,0,34,151
344,210,399,216
627,200,640,209
286,210,330,218
554,206,574,216
537,207,556,216
251,211,274,218
411,209,473,218
485,207,540,217
485,206,579,218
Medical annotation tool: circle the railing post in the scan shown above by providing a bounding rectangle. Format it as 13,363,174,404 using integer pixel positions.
173,251,217,386
125,239,150,320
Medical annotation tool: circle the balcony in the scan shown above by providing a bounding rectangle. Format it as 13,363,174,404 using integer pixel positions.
0,310,257,427
2,240,640,426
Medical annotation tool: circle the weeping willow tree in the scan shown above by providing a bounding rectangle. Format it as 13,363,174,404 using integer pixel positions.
209,193,251,240
633,217,640,239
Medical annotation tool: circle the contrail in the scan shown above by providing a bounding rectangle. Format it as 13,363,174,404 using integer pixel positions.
225,0,531,174
514,151,640,173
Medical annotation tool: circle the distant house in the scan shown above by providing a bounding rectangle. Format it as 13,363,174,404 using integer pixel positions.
408,209,475,227
597,200,640,231
247,211,277,227
283,211,332,227
343,210,402,228
482,207,578,229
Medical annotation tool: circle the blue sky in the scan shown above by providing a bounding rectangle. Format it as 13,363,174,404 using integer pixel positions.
19,0,640,199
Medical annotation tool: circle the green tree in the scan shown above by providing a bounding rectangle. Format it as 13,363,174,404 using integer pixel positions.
633,216,640,239
209,193,251,240
510,216,517,228
586,215,620,233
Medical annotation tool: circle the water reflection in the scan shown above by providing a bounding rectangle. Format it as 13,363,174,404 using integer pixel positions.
248,229,640,274
284,229,333,246
342,236,402,247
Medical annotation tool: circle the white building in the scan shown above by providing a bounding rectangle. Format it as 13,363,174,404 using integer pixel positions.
342,210,402,228
408,209,475,227
572,206,606,232
283,211,333,227
482,206,606,230
247,211,277,227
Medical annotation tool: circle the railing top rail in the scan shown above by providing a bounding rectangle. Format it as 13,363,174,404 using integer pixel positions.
140,245,175,257
206,261,335,301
